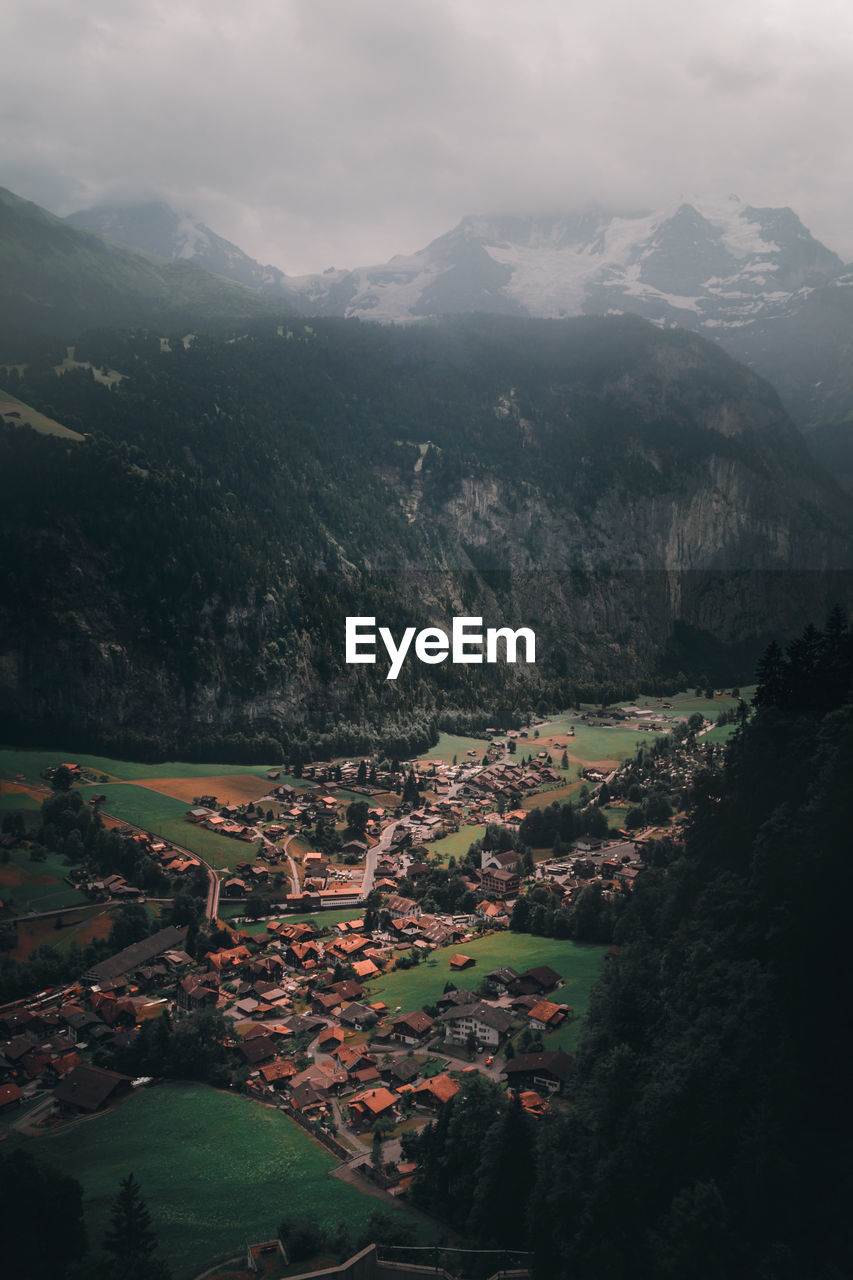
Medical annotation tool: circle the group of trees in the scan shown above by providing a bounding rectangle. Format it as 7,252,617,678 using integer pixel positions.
402,615,853,1277
103,1008,233,1088
0,1153,169,1280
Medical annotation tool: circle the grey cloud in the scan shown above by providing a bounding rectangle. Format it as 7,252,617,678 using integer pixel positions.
1,0,852,272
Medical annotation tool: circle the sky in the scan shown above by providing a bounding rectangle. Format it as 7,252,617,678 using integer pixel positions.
2,0,852,275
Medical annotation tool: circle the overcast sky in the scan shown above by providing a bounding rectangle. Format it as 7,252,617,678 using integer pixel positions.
2,0,852,274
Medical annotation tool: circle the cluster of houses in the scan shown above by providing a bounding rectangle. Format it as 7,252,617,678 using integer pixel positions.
0,926,191,1117
0,898,578,1165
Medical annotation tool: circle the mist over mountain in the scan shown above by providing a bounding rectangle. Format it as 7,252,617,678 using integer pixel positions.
61,193,853,486
66,200,300,304
0,187,283,351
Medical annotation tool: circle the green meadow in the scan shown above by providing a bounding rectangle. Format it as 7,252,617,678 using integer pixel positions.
73,783,260,868
0,748,277,785
365,932,608,1052
29,1082,430,1280
0,845,85,913
425,824,486,864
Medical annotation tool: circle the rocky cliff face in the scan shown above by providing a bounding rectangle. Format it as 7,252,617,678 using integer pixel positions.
1,315,850,753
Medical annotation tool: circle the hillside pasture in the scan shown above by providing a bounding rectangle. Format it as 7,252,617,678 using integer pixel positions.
425,824,486,864
134,773,276,806
0,748,278,785
0,388,85,440
29,1082,430,1280
78,782,260,867
10,902,117,961
365,932,608,1052
415,733,489,766
0,846,85,914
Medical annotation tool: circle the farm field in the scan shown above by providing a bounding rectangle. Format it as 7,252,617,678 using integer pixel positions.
633,689,750,719
520,782,583,811
0,790,41,811
10,902,118,962
226,906,364,934
415,733,488,767
701,723,739,744
28,1082,430,1280
425,824,486,864
134,773,276,806
531,718,644,768
365,933,608,1051
75,783,261,868
0,749,279,786
0,387,85,440
0,846,86,914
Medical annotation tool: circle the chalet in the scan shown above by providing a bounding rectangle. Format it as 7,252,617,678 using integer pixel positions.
326,979,363,1002
174,972,217,1013
347,1086,398,1130
239,1035,278,1066
484,967,519,994
382,1056,420,1087
54,1065,132,1115
333,1044,377,1073
449,953,475,971
503,1049,573,1095
439,1002,513,1048
340,839,369,858
527,1000,568,1031
511,965,561,996
259,1059,298,1089
385,895,419,918
312,991,341,1016
0,1082,24,1112
339,1002,376,1030
290,1081,328,1116
412,1072,460,1111
389,1011,434,1046
317,1026,345,1053
207,946,252,974
435,988,477,1014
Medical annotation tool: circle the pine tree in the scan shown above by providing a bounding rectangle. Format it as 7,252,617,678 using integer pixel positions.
102,1173,171,1279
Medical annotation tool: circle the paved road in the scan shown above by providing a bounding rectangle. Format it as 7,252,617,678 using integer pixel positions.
98,809,222,923
281,833,301,896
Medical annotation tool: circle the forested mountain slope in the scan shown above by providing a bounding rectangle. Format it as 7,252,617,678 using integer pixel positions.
1,314,849,758
528,616,853,1278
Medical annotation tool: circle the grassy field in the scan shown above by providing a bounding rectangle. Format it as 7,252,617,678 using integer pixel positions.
73,783,260,868
520,782,583,810
365,933,608,1051
415,733,489,766
0,846,86,913
226,906,364,935
0,387,85,440
0,749,278,785
531,718,645,766
0,791,41,811
9,902,117,961
701,723,739,744
28,1083,429,1279
425,824,486,864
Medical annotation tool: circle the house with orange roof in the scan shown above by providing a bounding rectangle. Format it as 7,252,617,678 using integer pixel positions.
527,1000,568,1031
412,1072,460,1111
347,1086,398,1130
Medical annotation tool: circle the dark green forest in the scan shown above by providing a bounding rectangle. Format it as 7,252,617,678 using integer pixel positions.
403,615,853,1279
3,313,849,761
